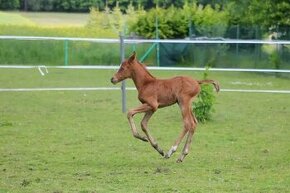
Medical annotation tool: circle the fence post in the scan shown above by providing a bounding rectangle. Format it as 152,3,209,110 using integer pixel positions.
188,20,192,38
236,25,240,55
155,6,160,66
64,40,69,66
120,33,126,113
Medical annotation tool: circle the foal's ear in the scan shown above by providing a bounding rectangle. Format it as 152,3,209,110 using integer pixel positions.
128,51,137,63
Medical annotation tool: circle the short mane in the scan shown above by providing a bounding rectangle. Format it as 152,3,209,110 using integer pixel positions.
137,61,156,79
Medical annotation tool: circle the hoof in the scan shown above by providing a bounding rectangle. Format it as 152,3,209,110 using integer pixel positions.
176,158,183,163
140,137,148,142
164,153,171,159
158,150,165,157
136,135,148,142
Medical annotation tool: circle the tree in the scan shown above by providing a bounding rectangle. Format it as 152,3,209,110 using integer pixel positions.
131,2,229,39
247,0,290,29
193,4,229,37
132,7,190,39
0,0,20,10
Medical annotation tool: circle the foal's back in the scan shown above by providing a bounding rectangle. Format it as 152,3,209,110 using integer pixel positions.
152,76,201,107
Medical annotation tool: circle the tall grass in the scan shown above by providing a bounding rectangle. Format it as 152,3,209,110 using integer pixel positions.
0,40,121,65
0,11,119,65
0,39,156,66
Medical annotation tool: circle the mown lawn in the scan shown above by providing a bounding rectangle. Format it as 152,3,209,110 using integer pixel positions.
0,11,116,38
0,69,289,192
0,11,35,26
19,12,89,27
0,11,88,26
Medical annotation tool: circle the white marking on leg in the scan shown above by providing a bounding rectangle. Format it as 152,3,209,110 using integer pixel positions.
166,145,178,158
171,145,178,152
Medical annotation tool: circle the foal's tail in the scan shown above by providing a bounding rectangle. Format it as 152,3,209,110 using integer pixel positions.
197,80,220,92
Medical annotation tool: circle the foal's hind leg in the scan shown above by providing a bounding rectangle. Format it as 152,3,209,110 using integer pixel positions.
165,100,192,159
165,98,197,162
176,111,197,163
141,111,164,156
164,125,188,159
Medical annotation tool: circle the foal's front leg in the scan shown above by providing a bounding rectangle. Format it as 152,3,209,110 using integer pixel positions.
127,104,153,142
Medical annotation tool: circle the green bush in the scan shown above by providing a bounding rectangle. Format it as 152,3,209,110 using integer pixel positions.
192,68,216,123
131,7,189,39
130,3,229,39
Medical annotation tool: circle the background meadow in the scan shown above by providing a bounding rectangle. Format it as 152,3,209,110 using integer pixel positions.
1,1,290,192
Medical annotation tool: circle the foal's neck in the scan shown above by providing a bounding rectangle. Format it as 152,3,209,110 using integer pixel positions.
131,62,155,91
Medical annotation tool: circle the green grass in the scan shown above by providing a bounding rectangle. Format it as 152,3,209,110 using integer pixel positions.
0,11,88,27
0,11,116,38
19,12,89,27
0,11,119,66
0,12,35,26
0,69,289,192
0,40,121,65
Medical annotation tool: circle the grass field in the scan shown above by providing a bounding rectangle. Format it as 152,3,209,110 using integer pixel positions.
0,11,88,26
19,12,89,27
0,69,289,192
0,11,116,38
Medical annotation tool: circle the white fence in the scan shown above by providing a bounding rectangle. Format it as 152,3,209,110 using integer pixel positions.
1,36,290,111
1,35,290,44
1,65,290,93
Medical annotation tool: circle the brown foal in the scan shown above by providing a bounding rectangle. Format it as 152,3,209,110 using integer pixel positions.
111,52,219,162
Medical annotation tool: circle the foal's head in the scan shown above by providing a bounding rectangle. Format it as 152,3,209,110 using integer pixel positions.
111,52,137,84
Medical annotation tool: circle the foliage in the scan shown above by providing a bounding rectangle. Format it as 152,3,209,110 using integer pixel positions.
0,0,20,10
193,4,229,37
130,3,229,39
131,7,189,39
107,2,125,33
247,0,290,29
16,0,186,12
87,3,146,35
270,51,281,70
2,0,289,41
192,67,216,123
18,0,105,12
225,0,251,26
193,83,216,123
226,0,290,39
86,7,105,29
15,0,199,12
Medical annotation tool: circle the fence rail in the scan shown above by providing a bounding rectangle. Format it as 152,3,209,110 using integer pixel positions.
1,87,290,94
1,35,290,112
1,65,290,73
1,35,290,45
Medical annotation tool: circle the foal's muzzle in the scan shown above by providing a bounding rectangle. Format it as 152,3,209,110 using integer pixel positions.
111,77,118,85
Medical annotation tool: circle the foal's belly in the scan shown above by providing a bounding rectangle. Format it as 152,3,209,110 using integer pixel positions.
157,91,177,108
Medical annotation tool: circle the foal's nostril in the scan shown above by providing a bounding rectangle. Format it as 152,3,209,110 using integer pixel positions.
111,77,117,84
